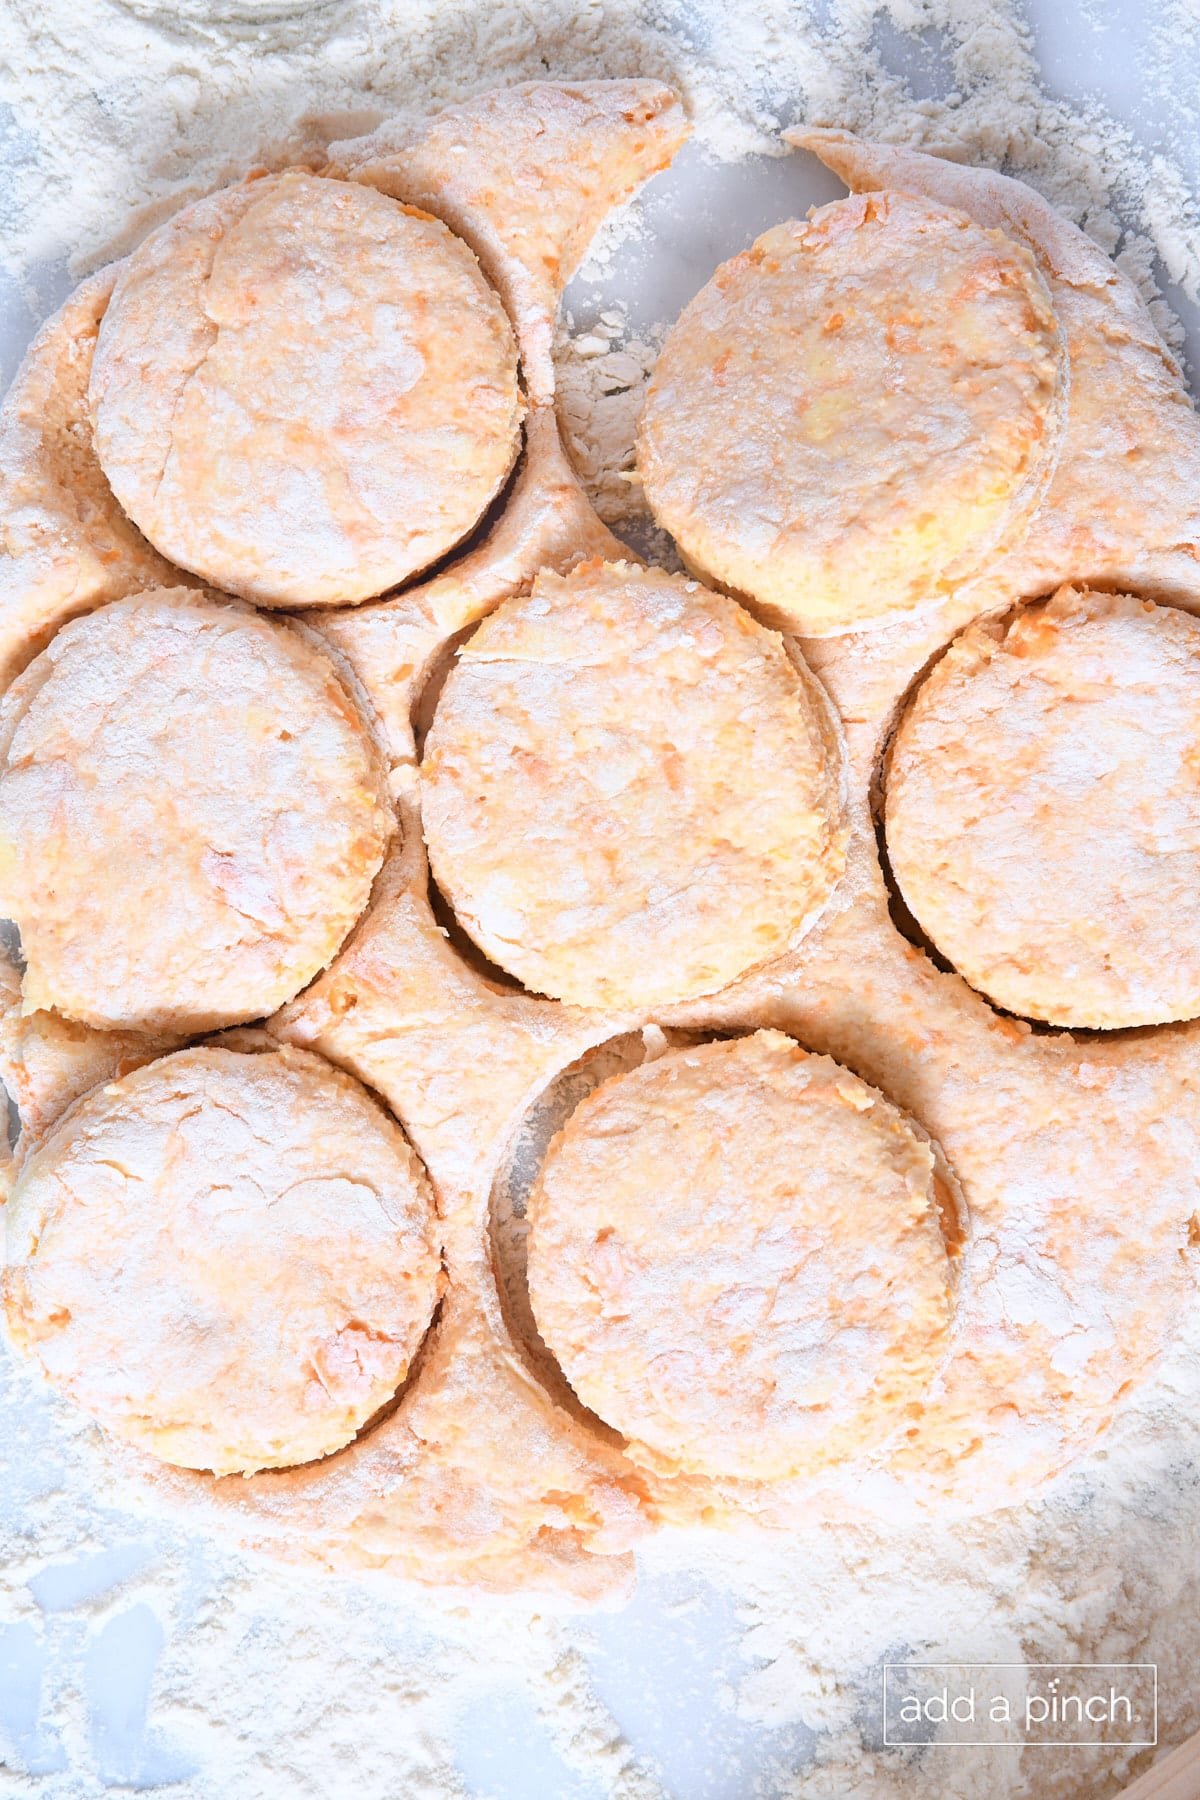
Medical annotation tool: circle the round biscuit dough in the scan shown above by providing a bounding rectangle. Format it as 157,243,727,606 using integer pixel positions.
0,589,393,1034
636,190,1065,635
527,1031,959,1483
885,586,1200,1029
89,171,523,607
2,1044,442,1476
420,561,847,1010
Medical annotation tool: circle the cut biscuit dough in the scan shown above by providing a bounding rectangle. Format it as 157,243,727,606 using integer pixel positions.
637,190,1065,635
90,171,522,607
421,560,847,1008
11,109,1200,1599
527,1030,959,1483
0,589,392,1034
2,1043,442,1475
886,586,1200,1030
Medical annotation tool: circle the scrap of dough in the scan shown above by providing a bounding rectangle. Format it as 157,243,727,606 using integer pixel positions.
528,1031,958,1483
637,190,1065,635
327,81,690,402
421,560,848,1008
3,1043,442,1476
886,586,1200,1029
0,589,393,1034
0,268,187,696
90,171,522,607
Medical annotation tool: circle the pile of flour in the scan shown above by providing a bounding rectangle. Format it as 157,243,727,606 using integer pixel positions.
4,3,1200,1797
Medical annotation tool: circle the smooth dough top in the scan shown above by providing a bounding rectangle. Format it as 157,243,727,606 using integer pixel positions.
0,589,393,1034
527,1031,958,1483
420,560,847,1010
886,586,1200,1030
89,171,523,608
2,1044,442,1476
636,190,1064,636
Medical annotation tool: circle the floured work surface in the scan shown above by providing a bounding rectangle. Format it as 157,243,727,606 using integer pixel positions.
2,70,1200,1799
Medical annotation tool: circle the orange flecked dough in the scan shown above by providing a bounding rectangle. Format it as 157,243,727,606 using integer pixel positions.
637,190,1065,635
886,586,1200,1029
3,1044,443,1476
90,171,523,607
528,1031,959,1483
421,560,847,1009
0,589,393,1034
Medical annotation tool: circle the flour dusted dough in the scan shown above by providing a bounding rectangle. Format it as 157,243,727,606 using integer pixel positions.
89,171,522,608
327,81,690,405
0,589,392,1033
12,101,1200,1601
128,128,1200,1590
2,1044,441,1475
421,560,847,1009
527,1031,957,1482
885,586,1200,1029
0,268,189,695
637,191,1065,635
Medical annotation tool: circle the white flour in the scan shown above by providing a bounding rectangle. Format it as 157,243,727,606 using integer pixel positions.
3,3,1200,1798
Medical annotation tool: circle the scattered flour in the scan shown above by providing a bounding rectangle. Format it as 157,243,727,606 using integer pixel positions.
7,1279,1200,1797
4,3,1200,1798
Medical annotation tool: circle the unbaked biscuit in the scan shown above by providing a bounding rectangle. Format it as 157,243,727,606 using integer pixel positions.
90,171,522,607
0,589,392,1034
420,560,847,1010
527,1030,959,1483
637,190,1065,635
885,586,1200,1029
2,1044,442,1475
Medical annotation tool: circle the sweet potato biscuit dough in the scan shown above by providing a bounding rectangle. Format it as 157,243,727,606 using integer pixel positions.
0,268,189,697
89,170,522,608
637,190,1065,636
10,100,1200,1599
0,589,392,1034
130,133,1200,1585
2,1044,442,1475
420,560,847,1009
885,586,1200,1030
527,1031,957,1483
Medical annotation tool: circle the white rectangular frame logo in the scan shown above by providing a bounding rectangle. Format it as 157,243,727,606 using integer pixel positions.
881,1661,1158,1748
